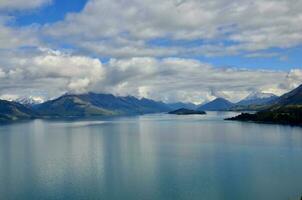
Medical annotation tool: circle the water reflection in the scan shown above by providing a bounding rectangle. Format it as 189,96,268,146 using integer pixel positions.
0,112,302,200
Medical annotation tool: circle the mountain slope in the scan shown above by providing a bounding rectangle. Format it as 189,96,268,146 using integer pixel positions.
273,84,302,105
197,98,234,111
230,92,278,111
34,95,115,118
73,93,171,114
0,100,36,122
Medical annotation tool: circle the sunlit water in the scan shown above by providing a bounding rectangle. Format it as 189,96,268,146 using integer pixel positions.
1,112,302,200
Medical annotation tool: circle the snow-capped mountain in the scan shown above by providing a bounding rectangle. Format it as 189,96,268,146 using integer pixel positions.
16,96,45,106
237,92,278,106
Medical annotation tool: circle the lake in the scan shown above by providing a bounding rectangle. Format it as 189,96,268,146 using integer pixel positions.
1,112,302,200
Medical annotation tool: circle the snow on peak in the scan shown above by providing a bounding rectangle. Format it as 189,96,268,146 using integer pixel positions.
16,96,45,105
244,92,276,101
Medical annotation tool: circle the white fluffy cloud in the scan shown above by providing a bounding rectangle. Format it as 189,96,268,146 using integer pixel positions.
103,57,302,103
0,0,48,49
0,23,40,49
44,0,302,57
0,48,105,98
0,48,301,103
0,0,301,103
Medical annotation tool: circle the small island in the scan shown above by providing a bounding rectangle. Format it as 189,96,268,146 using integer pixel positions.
168,108,206,115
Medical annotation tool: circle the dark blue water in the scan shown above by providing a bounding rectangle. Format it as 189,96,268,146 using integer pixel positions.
1,112,302,200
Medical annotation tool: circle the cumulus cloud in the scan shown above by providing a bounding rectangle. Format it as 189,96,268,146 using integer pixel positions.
0,23,40,49
103,57,302,103
0,47,301,103
0,0,48,50
44,0,302,57
0,0,301,103
0,48,106,98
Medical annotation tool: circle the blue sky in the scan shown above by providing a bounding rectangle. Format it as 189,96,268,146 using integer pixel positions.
0,0,301,102
8,0,301,71
13,0,88,26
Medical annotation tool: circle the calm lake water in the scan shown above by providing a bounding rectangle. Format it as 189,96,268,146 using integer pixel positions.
1,112,302,200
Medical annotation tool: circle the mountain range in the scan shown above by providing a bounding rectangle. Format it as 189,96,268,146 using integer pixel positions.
1,85,301,125
0,93,177,122
33,93,172,118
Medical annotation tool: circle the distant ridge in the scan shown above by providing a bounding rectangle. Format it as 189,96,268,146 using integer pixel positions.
230,92,279,111
236,92,278,106
197,98,234,111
